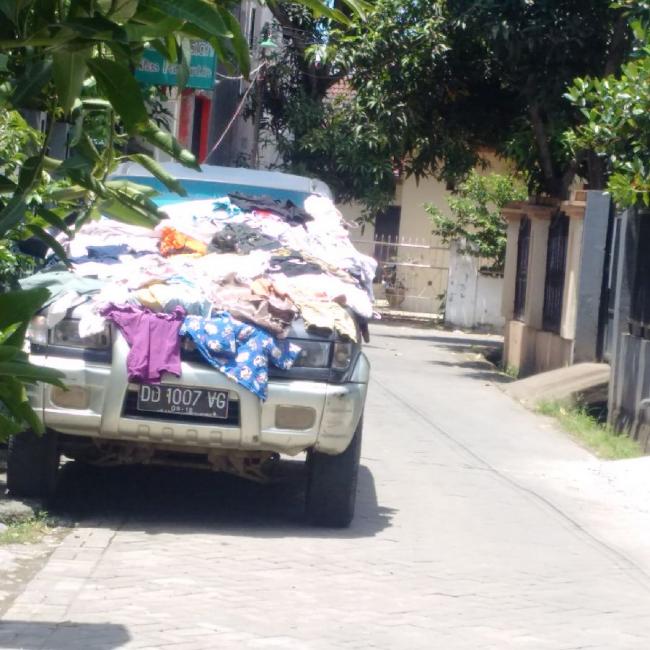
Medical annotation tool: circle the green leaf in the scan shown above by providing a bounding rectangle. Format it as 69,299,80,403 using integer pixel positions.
0,288,50,329
61,16,129,43
0,175,17,193
138,120,200,170
124,16,184,40
0,345,21,362
47,185,88,201
0,412,23,439
52,49,89,115
0,196,28,239
17,155,42,191
287,0,349,24
27,224,70,265
98,196,159,228
126,154,188,196
142,0,232,39
0,375,48,435
0,287,50,347
217,8,251,76
0,323,21,345
36,207,72,236
0,360,66,385
10,60,52,107
87,58,149,131
109,0,139,22
340,0,371,19
105,180,158,197
176,38,191,92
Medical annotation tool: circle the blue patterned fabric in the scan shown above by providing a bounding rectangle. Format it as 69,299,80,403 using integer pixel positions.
180,313,301,400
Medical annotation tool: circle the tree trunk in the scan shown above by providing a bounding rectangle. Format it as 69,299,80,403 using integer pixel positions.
528,101,562,198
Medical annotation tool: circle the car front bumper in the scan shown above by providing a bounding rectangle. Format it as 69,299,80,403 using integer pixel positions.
27,335,369,456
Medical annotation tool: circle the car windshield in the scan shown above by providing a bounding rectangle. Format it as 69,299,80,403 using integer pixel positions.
112,176,314,207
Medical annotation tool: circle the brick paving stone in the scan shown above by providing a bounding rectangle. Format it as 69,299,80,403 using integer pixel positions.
2,325,650,649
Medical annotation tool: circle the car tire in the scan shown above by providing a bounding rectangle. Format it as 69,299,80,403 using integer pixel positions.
6,430,60,500
305,418,362,528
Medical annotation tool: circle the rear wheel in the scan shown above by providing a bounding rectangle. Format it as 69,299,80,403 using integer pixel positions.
306,418,362,528
7,430,60,499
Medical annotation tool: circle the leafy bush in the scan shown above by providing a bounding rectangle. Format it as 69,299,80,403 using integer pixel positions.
426,171,527,273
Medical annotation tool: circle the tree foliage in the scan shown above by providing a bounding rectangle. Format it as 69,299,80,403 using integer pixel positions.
566,1,650,208
261,0,632,211
426,172,527,273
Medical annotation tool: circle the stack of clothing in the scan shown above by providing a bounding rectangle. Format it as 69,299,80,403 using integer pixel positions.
22,192,377,401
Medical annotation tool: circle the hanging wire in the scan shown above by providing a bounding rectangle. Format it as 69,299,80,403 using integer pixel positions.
215,62,266,81
205,64,265,159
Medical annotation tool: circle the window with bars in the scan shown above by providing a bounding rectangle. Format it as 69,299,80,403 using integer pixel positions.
542,211,570,333
513,216,531,320
630,211,650,336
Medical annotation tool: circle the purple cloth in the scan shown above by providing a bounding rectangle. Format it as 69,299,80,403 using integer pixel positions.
101,304,186,383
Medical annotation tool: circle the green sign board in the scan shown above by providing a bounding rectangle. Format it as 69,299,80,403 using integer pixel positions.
136,40,216,89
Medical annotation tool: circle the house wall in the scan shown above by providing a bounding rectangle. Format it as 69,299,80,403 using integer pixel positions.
340,155,511,315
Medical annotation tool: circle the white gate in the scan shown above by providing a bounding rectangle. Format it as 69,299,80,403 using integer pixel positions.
352,235,450,314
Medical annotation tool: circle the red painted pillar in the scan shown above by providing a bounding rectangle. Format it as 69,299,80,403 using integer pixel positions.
198,96,212,163
178,89,195,148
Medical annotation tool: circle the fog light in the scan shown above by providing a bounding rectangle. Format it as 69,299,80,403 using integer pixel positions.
275,405,316,430
51,386,89,410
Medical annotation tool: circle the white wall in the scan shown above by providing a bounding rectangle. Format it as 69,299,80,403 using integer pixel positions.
445,241,505,330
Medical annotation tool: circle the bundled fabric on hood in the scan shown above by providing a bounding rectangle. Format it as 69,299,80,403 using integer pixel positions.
298,302,358,342
208,275,298,337
19,270,105,308
159,226,208,257
101,304,185,383
228,192,313,226
45,188,378,399
180,314,300,400
209,222,280,255
65,218,160,257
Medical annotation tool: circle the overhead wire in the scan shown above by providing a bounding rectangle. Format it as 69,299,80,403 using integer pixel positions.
205,64,265,159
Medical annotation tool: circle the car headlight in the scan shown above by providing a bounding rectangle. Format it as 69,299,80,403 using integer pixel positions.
332,342,354,370
50,318,111,350
292,340,331,368
26,316,48,346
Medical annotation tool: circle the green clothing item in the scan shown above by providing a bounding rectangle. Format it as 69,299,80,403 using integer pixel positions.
19,271,105,307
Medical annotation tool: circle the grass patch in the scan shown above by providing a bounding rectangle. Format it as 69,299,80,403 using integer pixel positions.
537,400,643,460
503,365,519,379
0,514,51,545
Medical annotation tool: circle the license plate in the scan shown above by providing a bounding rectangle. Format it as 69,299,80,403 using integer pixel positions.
137,384,229,419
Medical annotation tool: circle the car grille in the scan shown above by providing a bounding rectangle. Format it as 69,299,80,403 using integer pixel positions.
122,390,241,426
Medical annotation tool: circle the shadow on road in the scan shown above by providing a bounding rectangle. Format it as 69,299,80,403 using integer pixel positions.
373,330,502,349
0,621,130,649
49,460,394,539
429,359,514,384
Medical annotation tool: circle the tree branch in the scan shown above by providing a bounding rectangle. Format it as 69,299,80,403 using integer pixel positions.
604,14,630,76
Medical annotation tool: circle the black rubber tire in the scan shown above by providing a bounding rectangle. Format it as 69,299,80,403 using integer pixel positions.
306,418,362,528
6,430,60,499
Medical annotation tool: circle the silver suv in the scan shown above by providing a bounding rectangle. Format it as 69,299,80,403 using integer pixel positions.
7,166,370,527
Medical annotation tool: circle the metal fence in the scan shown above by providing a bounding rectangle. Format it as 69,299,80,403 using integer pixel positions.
351,235,450,314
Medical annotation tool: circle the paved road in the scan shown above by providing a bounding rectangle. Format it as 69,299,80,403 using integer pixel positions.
2,323,650,649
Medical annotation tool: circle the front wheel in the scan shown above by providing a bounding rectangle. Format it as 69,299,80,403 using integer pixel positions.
305,418,362,528
6,430,60,500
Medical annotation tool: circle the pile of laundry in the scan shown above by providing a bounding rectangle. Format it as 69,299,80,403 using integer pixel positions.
21,193,377,400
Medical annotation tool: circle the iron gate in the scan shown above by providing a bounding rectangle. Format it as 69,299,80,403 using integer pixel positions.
352,235,450,314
